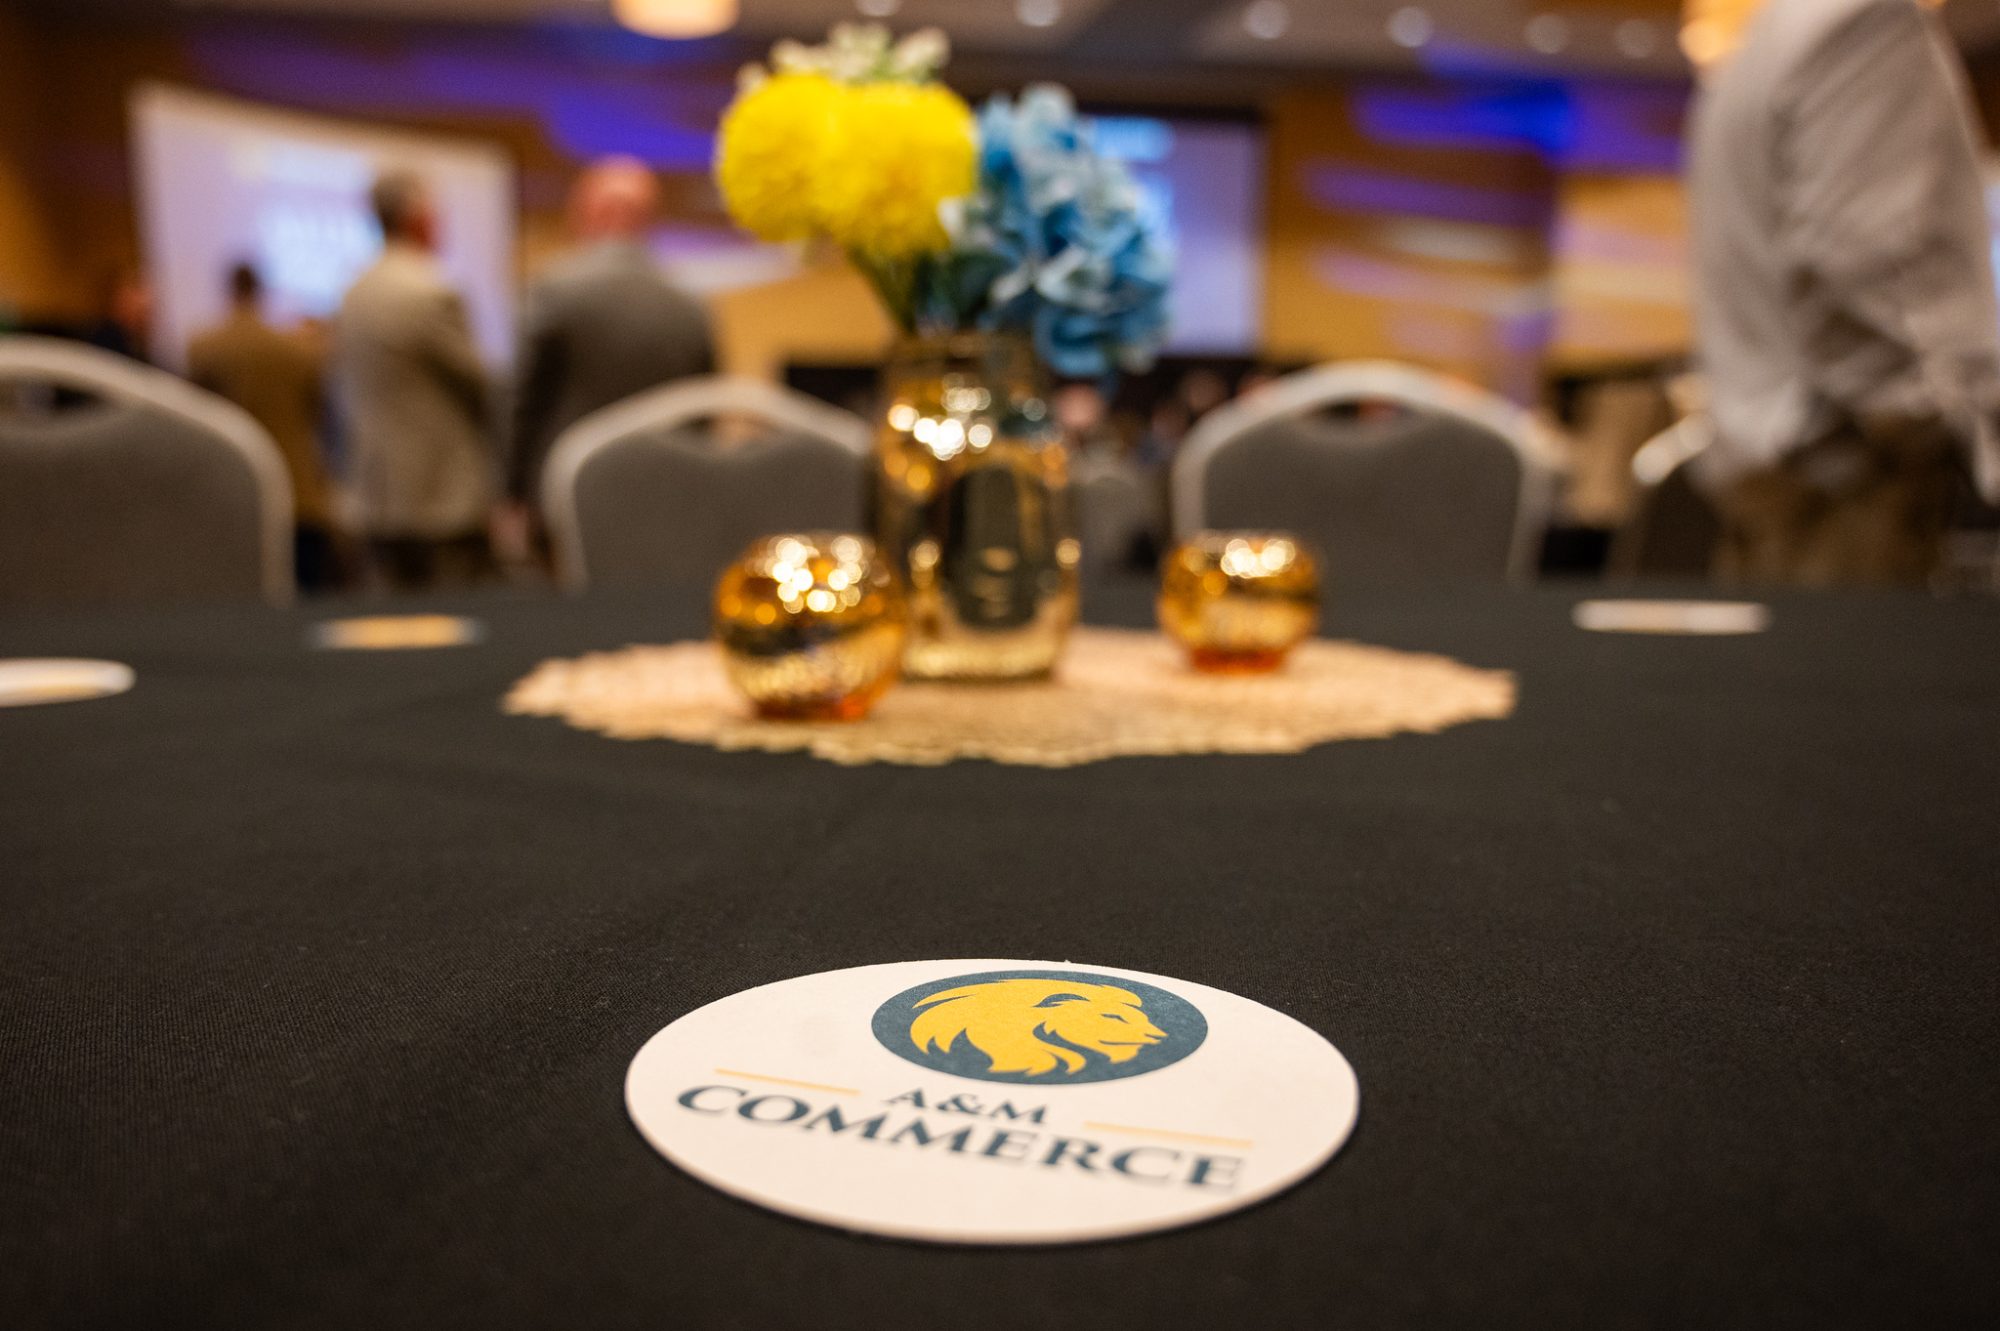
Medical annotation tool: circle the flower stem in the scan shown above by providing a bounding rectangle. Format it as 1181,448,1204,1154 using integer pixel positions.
850,250,917,335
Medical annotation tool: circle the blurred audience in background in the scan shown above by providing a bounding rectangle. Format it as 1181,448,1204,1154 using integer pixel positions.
1690,0,2000,586
1053,383,1119,463
504,155,716,559
84,268,155,366
1177,368,1232,423
7,0,2000,600
336,170,497,592
188,262,340,592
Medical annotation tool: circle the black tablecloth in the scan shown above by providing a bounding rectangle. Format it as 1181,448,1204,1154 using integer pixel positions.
3,581,1997,1329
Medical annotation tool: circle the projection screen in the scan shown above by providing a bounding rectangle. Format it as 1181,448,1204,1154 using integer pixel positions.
132,84,516,373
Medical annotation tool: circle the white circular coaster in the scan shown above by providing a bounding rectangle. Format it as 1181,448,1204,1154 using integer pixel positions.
0,659,135,708
1573,599,1771,636
311,615,485,651
626,959,1359,1245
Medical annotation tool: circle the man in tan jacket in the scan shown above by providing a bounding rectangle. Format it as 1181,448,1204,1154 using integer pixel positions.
336,172,497,590
189,263,339,591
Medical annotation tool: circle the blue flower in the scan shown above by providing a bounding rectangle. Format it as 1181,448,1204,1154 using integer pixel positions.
927,86,1174,379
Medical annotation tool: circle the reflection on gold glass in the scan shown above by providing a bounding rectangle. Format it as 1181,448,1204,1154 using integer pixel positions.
714,533,907,721
874,333,1078,681
1158,532,1320,673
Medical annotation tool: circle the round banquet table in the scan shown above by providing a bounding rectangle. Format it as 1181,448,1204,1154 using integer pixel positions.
2,579,1996,1329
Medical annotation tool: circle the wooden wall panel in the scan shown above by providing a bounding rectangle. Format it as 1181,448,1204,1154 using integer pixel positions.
0,9,71,319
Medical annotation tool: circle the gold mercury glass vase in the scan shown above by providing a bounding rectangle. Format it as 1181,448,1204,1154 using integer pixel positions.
1159,532,1320,673
872,333,1080,681
713,533,907,721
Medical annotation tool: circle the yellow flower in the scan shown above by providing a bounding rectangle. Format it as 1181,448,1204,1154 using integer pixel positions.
815,82,976,259
715,72,840,243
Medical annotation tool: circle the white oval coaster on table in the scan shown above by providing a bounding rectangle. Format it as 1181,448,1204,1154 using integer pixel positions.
1573,599,1770,636
626,959,1359,1245
0,659,135,708
311,615,485,651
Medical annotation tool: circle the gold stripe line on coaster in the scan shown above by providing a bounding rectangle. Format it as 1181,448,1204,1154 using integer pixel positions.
713,1068,862,1096
1083,1121,1255,1149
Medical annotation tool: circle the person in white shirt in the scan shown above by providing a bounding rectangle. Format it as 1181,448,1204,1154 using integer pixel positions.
1688,0,2000,585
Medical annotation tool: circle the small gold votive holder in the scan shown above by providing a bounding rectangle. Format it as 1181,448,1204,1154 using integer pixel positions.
714,533,907,721
1158,532,1320,673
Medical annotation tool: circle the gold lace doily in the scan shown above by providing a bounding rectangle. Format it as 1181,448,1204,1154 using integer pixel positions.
504,628,1514,768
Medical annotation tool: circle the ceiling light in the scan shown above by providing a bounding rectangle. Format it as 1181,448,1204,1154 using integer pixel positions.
1387,7,1434,50
1680,19,1731,67
612,0,738,40
1016,0,1063,29
1524,13,1570,55
1681,0,1765,67
1244,0,1291,41
1614,19,1660,59
856,0,902,17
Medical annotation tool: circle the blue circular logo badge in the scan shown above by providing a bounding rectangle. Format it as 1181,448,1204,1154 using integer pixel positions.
871,968,1208,1085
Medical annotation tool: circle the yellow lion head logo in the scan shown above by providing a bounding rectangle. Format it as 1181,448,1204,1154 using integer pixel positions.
907,978,1168,1078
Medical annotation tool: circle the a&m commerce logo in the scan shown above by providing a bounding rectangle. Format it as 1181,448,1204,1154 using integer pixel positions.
870,968,1207,1084
623,959,1358,1244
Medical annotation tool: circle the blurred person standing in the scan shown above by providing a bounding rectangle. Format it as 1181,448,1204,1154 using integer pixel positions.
1176,368,1232,423
503,157,714,553
336,171,497,590
1689,0,2000,586
1053,382,1121,462
81,267,153,364
189,262,339,591
1138,397,1191,471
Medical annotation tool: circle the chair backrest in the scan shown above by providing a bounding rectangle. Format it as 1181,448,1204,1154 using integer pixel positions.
1610,416,1723,579
542,376,872,591
1172,361,1565,583
0,336,293,608
1072,455,1159,573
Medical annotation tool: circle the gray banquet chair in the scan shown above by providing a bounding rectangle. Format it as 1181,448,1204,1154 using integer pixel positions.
1171,362,1565,583
0,336,293,608
541,376,872,591
1072,453,1158,573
